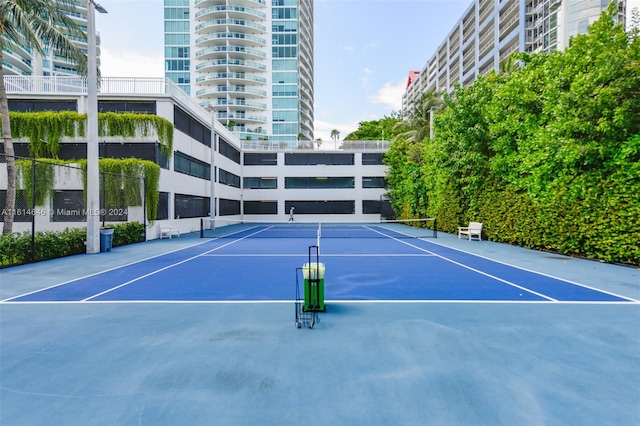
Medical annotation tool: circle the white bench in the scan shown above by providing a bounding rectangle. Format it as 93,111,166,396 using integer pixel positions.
458,222,482,241
160,227,180,239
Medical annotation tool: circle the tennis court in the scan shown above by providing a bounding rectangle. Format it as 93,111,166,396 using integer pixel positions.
3,221,633,303
1,222,639,425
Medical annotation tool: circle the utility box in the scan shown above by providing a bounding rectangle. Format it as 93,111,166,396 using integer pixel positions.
302,262,325,312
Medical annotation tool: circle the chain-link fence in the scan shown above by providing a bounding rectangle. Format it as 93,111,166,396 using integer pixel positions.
1,154,146,267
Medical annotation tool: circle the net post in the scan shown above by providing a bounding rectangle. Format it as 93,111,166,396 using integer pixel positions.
200,218,204,238
433,218,437,238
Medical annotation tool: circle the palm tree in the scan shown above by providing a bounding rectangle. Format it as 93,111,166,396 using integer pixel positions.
499,53,520,75
330,129,340,141
1,0,86,234
393,89,443,143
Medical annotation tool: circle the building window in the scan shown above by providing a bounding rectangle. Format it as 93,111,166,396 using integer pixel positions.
219,169,241,188
362,200,381,214
219,198,241,216
243,177,277,189
243,201,277,215
285,177,354,189
219,139,241,164
174,194,209,219
174,151,210,180
362,177,386,188
173,106,210,147
156,192,169,220
285,201,355,215
362,153,384,165
51,190,85,222
244,152,277,165
285,153,354,165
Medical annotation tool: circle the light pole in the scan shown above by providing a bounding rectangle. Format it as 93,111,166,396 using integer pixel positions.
206,106,217,221
429,107,436,140
86,0,108,253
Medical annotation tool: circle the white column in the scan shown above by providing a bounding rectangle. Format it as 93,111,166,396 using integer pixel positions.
86,0,107,253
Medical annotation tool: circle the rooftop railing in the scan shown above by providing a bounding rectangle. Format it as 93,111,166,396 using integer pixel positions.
242,140,389,152
3,76,390,152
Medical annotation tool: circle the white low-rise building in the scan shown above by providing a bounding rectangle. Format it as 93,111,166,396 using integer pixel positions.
1,76,391,239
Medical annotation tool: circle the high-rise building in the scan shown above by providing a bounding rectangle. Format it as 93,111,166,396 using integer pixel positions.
1,1,99,77
402,0,626,112
164,0,315,147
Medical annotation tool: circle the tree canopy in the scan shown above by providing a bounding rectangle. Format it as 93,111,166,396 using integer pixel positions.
1,0,87,234
343,115,401,140
385,4,640,265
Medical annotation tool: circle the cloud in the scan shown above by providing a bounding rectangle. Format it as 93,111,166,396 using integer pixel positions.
342,44,355,52
100,48,164,78
368,79,405,111
361,67,373,89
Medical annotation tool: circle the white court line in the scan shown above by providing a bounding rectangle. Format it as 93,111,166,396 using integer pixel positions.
202,253,435,257
412,235,640,303
2,299,637,305
363,225,558,301
1,227,273,303
83,226,275,301
1,239,213,302
4,225,636,304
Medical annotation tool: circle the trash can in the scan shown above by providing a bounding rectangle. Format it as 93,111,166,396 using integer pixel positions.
302,262,325,312
100,228,114,252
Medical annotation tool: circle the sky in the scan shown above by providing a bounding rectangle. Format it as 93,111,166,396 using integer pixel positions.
95,0,472,141
95,0,639,141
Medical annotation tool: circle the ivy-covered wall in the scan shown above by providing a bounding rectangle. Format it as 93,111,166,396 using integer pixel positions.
385,7,640,266
3,111,173,158
16,158,161,222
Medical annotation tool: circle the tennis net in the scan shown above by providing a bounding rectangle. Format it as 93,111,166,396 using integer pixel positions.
200,217,437,239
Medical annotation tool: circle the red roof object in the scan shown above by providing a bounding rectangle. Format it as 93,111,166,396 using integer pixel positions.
406,71,420,88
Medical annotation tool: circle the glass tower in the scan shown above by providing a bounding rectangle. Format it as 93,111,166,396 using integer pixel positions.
164,0,192,94
2,1,96,77
164,0,314,147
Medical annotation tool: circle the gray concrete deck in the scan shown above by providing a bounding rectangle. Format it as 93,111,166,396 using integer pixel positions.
1,232,638,425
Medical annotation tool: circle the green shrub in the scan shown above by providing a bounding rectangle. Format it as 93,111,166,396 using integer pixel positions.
111,222,145,246
0,222,146,268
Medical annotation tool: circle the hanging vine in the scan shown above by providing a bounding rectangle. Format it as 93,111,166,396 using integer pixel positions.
9,111,82,157
2,111,166,221
97,112,173,156
76,158,161,221
4,111,174,157
15,159,56,207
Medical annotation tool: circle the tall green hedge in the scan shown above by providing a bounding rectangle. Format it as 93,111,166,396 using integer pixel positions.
386,5,640,266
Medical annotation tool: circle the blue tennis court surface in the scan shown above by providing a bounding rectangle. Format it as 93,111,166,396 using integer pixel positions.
5,223,634,304
1,225,638,426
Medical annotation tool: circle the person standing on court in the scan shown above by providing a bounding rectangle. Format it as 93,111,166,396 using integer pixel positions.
289,206,295,222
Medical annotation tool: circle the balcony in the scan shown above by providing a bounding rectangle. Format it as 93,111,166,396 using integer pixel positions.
195,4,267,21
194,31,266,48
195,45,267,61
195,85,267,98
195,72,267,85
196,58,266,73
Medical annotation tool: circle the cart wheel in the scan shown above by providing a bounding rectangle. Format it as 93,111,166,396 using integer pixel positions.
296,322,301,328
